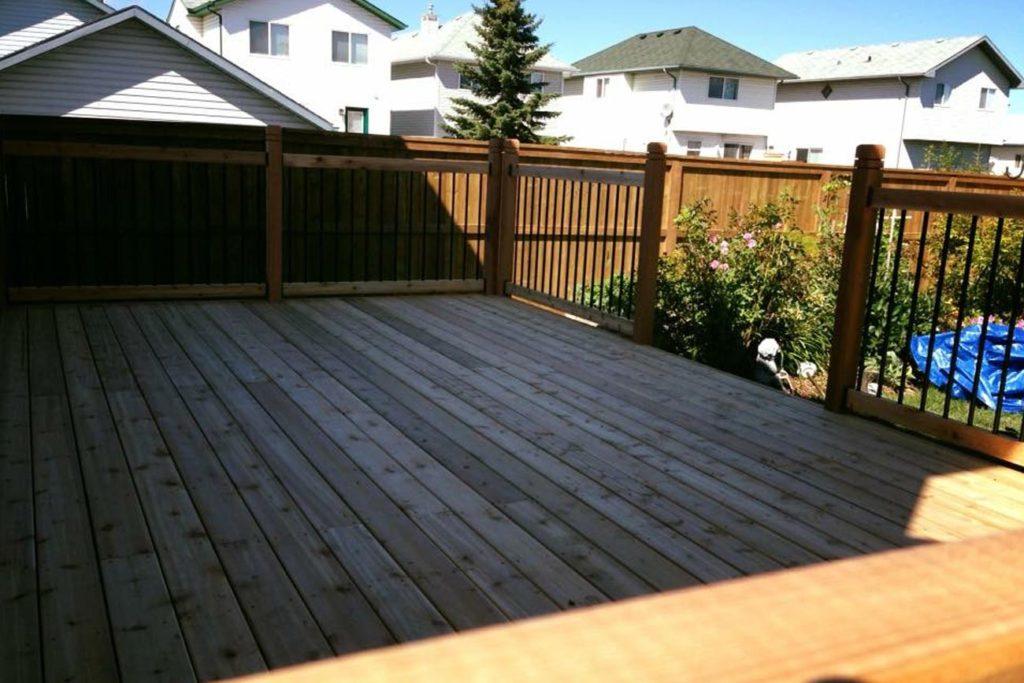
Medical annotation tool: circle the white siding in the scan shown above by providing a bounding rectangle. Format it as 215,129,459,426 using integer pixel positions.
0,19,311,127
0,0,105,57
173,0,398,132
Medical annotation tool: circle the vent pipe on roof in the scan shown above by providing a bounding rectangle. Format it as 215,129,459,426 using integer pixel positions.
421,3,439,34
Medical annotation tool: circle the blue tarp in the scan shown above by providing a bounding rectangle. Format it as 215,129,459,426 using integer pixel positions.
910,324,1024,413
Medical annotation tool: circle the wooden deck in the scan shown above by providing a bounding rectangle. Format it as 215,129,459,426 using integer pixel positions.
5,295,1024,682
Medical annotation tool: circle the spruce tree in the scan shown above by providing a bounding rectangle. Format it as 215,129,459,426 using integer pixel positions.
445,0,566,144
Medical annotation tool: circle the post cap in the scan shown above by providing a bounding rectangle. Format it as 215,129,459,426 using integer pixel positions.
647,142,668,155
855,144,885,161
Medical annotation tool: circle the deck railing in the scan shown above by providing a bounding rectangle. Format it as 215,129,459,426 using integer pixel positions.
826,144,1024,465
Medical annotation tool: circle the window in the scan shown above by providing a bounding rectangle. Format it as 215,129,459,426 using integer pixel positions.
723,143,753,159
685,140,702,157
980,87,997,110
344,107,368,134
250,21,288,56
458,73,478,91
934,82,949,105
708,76,739,100
332,31,368,64
795,147,823,163
595,77,610,98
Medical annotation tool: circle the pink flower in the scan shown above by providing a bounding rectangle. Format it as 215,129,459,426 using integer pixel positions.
746,239,757,249
719,262,730,272
742,232,753,241
709,235,719,244
710,260,721,270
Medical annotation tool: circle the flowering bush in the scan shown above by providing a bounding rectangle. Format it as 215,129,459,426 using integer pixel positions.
656,194,825,376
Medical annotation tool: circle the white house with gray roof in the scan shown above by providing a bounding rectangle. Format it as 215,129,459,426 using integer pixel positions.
168,0,406,132
546,26,795,157
0,1,329,128
389,6,575,137
771,35,1023,169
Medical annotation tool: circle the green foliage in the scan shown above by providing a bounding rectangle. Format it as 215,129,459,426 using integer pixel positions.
444,0,565,144
921,142,991,174
655,194,825,376
576,273,635,319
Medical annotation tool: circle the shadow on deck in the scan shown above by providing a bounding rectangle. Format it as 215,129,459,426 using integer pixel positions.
3,294,1023,682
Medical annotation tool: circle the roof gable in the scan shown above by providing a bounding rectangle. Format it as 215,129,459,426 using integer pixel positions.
572,26,794,80
391,11,574,72
775,35,1023,88
181,0,406,30
0,6,332,128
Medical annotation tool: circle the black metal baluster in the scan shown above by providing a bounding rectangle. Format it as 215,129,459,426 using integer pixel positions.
626,185,642,319
856,210,887,391
876,210,908,397
598,183,614,312
530,176,542,291
407,171,415,281
967,217,1004,426
611,184,626,316
995,227,1024,433
920,214,956,412
942,215,980,419
562,180,576,301
475,173,484,280
420,171,429,280
898,212,931,404
435,172,444,280
571,182,586,303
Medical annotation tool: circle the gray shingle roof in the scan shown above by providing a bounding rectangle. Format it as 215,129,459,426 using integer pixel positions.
391,11,574,72
775,35,1022,88
571,27,794,80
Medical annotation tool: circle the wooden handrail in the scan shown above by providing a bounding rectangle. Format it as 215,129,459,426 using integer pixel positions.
825,144,885,412
229,528,1024,682
2,140,267,165
283,153,488,174
514,163,645,187
871,186,1024,219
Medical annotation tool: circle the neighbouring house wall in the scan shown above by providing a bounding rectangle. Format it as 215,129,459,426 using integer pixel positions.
389,58,565,136
772,47,1013,169
991,145,1024,177
0,0,105,57
549,70,776,155
0,19,312,127
390,108,436,136
170,0,395,132
772,78,914,167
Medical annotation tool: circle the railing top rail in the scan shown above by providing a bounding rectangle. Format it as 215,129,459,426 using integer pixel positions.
870,186,1024,220
513,163,645,187
1,140,267,166
282,153,488,174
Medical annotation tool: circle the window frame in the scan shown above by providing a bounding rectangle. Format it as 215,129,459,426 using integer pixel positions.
595,77,611,98
685,140,702,157
344,106,369,134
249,20,289,57
708,76,739,101
795,147,824,163
934,82,949,106
722,143,753,160
458,72,478,91
979,87,997,110
332,30,369,64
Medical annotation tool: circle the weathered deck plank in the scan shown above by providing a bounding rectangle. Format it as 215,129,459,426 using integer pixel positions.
5,295,1024,683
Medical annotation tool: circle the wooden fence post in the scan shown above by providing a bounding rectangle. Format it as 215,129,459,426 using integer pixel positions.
494,139,520,296
484,138,505,294
824,144,885,412
633,142,668,345
265,125,283,302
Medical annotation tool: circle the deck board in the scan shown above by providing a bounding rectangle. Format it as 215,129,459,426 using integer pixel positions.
6,295,1024,682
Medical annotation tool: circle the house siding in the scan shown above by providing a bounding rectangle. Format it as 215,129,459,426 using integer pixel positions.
170,0,397,132
0,19,311,127
390,108,436,136
0,0,105,57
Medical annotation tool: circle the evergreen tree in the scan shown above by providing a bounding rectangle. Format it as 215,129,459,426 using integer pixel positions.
445,0,566,144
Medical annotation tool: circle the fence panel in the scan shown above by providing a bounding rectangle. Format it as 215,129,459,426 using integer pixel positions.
508,164,646,332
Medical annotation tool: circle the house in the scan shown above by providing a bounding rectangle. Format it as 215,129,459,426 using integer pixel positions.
992,114,1024,177
389,6,575,137
771,36,1023,169
546,27,795,157
0,2,331,128
168,0,407,132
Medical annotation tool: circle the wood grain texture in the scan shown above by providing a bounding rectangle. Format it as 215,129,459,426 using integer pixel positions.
4,295,1024,682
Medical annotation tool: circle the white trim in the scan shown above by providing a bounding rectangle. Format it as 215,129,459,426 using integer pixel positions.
0,6,333,130
81,0,115,14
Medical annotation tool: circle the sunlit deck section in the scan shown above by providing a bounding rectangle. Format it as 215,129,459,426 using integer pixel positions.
3,295,1024,682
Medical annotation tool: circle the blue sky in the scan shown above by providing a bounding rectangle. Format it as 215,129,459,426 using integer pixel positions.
114,0,1024,108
